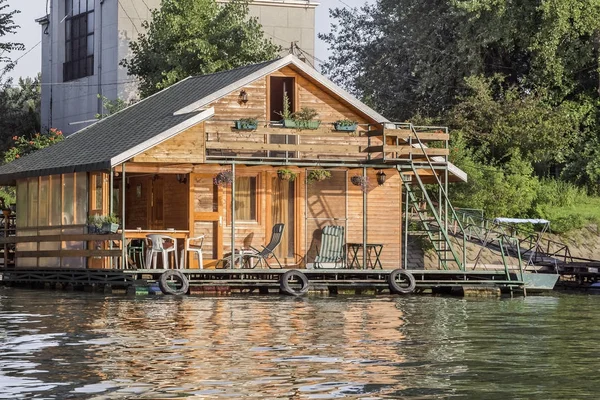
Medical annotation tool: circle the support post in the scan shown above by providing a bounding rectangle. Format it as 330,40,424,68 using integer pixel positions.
403,172,409,269
109,168,114,269
121,164,126,269
230,163,235,269
362,167,367,269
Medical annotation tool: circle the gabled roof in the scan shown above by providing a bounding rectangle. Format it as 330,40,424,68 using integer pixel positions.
0,58,281,184
0,54,467,184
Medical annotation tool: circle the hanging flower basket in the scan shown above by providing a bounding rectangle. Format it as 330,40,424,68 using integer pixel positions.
214,170,233,186
350,175,369,192
307,169,331,184
277,169,297,181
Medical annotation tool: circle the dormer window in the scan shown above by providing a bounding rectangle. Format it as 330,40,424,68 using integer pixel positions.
64,0,95,81
269,77,295,122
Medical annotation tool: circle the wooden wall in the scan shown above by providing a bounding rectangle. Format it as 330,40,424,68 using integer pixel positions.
132,123,205,164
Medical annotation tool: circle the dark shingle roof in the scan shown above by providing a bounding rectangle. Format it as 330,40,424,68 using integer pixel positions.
0,58,281,184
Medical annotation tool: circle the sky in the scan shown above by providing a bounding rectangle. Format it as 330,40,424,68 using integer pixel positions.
4,0,371,81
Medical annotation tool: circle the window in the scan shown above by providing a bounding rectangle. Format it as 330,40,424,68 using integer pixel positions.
269,77,295,122
64,0,94,81
234,177,257,221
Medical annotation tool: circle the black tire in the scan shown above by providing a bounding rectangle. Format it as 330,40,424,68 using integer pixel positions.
388,269,416,294
158,270,189,295
280,270,309,296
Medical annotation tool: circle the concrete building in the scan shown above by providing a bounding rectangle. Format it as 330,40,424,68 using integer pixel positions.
37,0,319,135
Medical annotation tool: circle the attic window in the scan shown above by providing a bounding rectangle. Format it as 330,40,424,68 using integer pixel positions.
269,77,295,122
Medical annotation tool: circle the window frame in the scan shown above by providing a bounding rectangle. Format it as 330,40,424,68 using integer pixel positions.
227,174,260,224
63,0,95,81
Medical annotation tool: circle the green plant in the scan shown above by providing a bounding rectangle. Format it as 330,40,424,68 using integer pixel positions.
5,128,64,163
238,117,258,125
87,214,120,227
350,175,369,192
276,91,293,120
277,168,297,181
307,169,331,184
333,119,357,127
293,107,319,122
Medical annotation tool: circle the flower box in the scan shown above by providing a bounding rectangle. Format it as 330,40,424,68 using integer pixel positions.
282,119,296,128
333,122,357,132
234,120,258,130
295,120,321,130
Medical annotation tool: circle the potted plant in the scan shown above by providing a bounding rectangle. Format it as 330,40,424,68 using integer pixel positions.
277,92,295,128
293,107,320,130
87,214,120,234
350,175,369,192
234,117,258,130
307,169,331,184
214,170,234,186
333,119,358,132
277,168,297,181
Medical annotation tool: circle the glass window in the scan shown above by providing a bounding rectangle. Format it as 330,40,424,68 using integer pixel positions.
27,178,39,227
50,175,62,226
75,172,88,224
234,177,257,221
16,179,28,228
64,0,94,81
63,173,74,225
39,176,49,226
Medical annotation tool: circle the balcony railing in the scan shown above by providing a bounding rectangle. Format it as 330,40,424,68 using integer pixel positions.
204,121,449,165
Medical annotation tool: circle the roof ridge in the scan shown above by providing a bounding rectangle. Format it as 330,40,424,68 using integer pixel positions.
186,57,282,81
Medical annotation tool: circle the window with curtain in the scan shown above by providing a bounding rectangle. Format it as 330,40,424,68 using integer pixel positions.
234,177,257,221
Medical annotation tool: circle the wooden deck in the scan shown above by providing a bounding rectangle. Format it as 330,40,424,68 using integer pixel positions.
0,267,537,295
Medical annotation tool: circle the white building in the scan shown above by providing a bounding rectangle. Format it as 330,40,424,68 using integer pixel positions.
37,0,319,134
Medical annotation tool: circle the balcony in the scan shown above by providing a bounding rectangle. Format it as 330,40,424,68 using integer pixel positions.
204,121,449,166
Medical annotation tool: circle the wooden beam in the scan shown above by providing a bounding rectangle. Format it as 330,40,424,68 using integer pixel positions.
206,141,363,154
0,234,123,244
16,249,123,258
384,146,449,156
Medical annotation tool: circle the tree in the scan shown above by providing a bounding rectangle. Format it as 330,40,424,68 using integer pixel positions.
121,0,280,98
4,128,64,164
0,75,41,155
0,0,24,82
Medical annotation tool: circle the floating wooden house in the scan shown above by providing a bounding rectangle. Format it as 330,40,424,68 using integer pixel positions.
0,55,468,273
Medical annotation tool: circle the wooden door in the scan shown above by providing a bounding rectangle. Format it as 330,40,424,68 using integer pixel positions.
189,173,223,268
150,178,164,229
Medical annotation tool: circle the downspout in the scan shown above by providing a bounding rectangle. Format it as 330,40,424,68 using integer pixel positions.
97,0,104,116
362,167,367,269
121,163,126,269
230,163,235,268
109,167,114,268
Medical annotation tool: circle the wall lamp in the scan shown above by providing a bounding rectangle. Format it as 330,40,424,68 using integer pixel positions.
176,174,187,184
238,89,248,104
376,170,386,186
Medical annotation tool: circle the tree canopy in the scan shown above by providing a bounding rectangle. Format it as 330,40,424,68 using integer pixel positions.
322,0,600,204
0,0,24,81
121,0,280,98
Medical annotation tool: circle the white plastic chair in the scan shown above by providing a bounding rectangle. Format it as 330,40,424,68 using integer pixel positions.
145,234,178,269
184,235,205,269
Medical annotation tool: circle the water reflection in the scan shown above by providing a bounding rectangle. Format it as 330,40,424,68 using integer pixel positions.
1,287,599,399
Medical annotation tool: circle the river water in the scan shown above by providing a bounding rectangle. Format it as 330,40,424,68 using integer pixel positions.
0,287,598,399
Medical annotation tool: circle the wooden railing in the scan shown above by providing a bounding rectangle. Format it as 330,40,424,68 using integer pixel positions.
204,121,450,165
0,233,123,266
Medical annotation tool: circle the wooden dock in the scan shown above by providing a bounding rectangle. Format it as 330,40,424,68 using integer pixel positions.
0,267,558,296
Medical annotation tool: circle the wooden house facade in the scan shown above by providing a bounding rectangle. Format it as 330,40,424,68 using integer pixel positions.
0,55,466,271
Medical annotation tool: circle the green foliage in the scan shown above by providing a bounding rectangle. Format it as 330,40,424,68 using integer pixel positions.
121,0,280,98
293,107,319,122
4,128,64,163
276,91,293,120
0,0,24,81
333,119,357,127
95,95,130,119
307,169,332,184
277,168,297,181
0,75,41,155
87,214,121,228
238,117,258,125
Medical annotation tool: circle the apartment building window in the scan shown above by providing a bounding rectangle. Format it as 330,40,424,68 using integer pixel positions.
64,0,95,81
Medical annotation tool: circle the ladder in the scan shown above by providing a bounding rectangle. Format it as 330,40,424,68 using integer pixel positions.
401,165,464,270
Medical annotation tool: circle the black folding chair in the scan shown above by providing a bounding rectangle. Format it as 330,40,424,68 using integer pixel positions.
246,223,285,268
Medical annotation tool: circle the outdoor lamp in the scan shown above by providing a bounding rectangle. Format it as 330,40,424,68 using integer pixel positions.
376,170,386,186
238,90,248,104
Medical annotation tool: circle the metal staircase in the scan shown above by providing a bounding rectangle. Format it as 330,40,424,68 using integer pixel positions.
396,123,467,271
